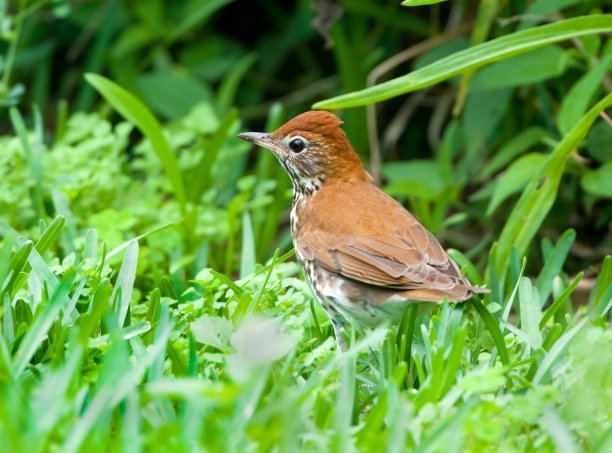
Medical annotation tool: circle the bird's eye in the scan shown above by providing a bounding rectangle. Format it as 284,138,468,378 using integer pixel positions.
289,137,307,153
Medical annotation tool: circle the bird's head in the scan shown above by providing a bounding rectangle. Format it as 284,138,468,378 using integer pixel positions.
238,111,367,196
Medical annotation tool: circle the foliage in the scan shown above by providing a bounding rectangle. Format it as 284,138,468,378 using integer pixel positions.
1,0,612,451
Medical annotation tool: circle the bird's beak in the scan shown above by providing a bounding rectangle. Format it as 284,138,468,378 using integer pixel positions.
237,132,285,155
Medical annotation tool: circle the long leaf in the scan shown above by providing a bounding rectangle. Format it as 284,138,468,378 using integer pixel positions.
313,15,612,109
111,240,139,327
85,73,187,213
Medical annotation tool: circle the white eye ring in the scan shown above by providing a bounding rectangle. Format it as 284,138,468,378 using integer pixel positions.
288,136,309,153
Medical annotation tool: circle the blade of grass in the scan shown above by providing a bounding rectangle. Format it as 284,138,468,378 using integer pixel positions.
110,240,139,327
532,319,586,385
246,249,279,315
0,230,16,290
10,107,44,218
539,273,583,329
518,277,543,349
85,73,187,213
314,15,612,109
402,0,448,5
590,256,612,316
535,229,576,307
13,270,76,376
239,212,255,279
470,298,510,366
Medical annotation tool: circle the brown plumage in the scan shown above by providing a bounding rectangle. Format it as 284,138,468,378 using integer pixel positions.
238,111,487,350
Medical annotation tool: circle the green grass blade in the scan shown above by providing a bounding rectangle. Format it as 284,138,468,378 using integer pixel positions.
0,230,16,291
402,0,448,5
558,53,612,136
79,278,112,344
84,228,98,261
535,229,576,307
246,248,279,315
532,319,586,385
208,269,245,298
85,73,187,213
34,215,65,257
502,257,526,322
470,298,510,365
4,240,34,295
239,212,255,279
188,109,238,203
590,256,612,314
518,277,543,349
28,248,59,295
540,273,583,329
313,15,612,109
13,271,77,376
3,293,14,344
9,107,44,217
111,240,139,327
540,409,581,453
100,223,173,264
217,53,257,113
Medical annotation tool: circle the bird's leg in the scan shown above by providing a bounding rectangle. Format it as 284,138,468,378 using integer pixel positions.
330,317,348,352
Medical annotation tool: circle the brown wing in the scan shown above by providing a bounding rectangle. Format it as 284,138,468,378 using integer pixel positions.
293,177,484,301
296,224,471,295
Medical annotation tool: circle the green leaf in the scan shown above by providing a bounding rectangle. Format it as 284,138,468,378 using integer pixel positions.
581,161,612,199
541,409,581,453
540,272,582,329
85,73,187,213
239,212,255,279
532,319,585,385
217,53,257,113
188,108,239,202
558,54,612,136
134,71,213,119
313,15,612,109
0,230,15,292
190,314,233,352
518,277,543,349
463,88,513,157
401,0,448,5
496,92,612,275
111,240,139,327
486,153,548,215
469,45,569,91
535,229,576,307
471,298,510,366
34,216,65,258
9,107,44,218
586,120,612,163
591,256,612,317
4,240,33,296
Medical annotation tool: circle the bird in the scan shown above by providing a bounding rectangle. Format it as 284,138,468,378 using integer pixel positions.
237,111,487,351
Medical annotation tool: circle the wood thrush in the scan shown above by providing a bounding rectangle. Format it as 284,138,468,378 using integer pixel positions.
238,111,486,351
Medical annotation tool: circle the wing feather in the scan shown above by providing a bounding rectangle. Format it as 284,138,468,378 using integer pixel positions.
296,226,468,292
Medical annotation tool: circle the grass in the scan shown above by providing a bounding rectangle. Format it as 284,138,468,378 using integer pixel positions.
1,0,612,451
1,218,611,451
